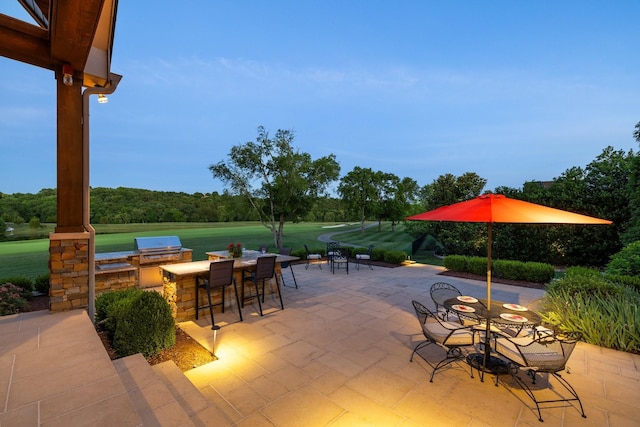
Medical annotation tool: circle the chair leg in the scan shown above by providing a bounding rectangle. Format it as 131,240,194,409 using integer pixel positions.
289,267,298,289
195,278,200,320
232,279,243,322
254,279,264,316
274,274,284,310
205,284,215,329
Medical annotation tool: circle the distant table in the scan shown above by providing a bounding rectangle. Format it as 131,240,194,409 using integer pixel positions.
160,252,298,321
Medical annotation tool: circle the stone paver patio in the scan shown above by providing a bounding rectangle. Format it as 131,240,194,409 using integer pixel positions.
1,261,638,426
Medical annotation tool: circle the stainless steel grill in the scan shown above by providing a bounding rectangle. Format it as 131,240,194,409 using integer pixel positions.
134,236,183,264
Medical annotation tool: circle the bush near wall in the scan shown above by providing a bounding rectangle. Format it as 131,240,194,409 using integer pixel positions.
96,289,176,358
443,255,555,284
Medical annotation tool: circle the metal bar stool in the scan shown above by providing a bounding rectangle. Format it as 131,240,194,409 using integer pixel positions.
195,259,243,328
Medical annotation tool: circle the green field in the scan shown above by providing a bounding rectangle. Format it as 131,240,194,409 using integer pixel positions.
0,221,426,280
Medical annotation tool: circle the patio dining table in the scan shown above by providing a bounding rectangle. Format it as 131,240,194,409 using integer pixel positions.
443,296,542,329
160,251,298,321
444,296,542,377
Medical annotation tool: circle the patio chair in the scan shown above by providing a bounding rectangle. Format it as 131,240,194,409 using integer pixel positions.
258,244,269,254
242,255,283,316
304,244,322,269
278,247,298,289
331,248,349,274
410,300,476,382
429,282,463,322
355,244,374,270
326,242,340,265
195,259,242,328
494,331,586,422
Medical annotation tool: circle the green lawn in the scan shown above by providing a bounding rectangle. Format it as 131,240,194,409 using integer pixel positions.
0,221,420,280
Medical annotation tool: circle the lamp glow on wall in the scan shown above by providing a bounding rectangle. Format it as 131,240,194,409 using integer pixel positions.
97,94,108,104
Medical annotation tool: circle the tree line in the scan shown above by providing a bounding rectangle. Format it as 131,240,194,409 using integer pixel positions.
2,123,639,268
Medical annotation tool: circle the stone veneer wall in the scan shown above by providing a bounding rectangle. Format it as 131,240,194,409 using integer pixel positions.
49,232,90,312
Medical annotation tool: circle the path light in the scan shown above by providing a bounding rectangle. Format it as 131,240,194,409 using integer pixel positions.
212,324,220,359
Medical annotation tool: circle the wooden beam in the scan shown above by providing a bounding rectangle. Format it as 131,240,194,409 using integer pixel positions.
50,0,105,71
0,14,50,69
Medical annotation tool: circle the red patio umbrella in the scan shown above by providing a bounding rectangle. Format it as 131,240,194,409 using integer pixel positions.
406,194,612,371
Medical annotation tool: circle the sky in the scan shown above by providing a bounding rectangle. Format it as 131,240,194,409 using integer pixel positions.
1,1,639,196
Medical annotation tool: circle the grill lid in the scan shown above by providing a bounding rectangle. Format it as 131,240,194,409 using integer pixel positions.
134,236,182,253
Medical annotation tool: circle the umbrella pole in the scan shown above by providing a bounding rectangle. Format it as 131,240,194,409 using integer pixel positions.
483,223,493,369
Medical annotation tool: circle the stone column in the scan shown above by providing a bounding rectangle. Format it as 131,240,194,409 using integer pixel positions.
49,232,90,312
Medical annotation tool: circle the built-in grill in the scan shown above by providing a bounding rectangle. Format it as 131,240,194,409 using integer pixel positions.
134,236,183,264
95,236,192,292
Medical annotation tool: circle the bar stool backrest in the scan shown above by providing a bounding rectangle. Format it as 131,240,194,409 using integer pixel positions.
209,259,235,288
254,255,277,280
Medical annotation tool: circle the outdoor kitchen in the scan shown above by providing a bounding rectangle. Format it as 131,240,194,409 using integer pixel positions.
94,236,192,295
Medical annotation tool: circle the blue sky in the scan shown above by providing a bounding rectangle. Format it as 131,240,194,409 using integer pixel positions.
1,1,639,196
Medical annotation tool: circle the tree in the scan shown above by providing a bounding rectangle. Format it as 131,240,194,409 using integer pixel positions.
209,126,340,247
338,167,379,232
622,121,640,244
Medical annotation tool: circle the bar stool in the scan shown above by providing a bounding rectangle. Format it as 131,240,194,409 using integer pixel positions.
242,255,283,316
196,259,243,328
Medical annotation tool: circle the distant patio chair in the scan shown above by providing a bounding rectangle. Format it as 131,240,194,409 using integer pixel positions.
331,248,349,274
304,244,322,269
355,244,374,270
278,247,298,289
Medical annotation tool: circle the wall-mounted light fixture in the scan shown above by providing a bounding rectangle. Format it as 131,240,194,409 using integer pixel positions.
62,64,74,86
97,94,108,104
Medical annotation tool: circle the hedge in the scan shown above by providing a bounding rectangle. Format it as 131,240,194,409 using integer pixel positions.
443,255,555,284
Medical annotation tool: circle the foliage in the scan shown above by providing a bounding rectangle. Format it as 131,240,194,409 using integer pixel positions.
338,167,380,232
97,289,176,358
209,126,340,248
443,255,555,283
606,241,640,277
605,274,640,293
544,273,640,353
0,275,33,297
34,273,50,294
382,250,407,264
0,283,27,316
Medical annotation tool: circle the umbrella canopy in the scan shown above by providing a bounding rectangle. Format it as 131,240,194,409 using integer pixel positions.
406,193,612,369
406,194,613,225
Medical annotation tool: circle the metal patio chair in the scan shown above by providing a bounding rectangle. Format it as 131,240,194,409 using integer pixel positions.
494,331,586,422
278,247,298,289
355,244,374,270
410,300,476,382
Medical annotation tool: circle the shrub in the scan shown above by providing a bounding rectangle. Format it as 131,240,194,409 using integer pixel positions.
0,276,33,299
0,283,27,316
95,288,142,329
493,260,523,280
443,255,554,284
544,276,640,353
521,262,555,284
605,274,640,292
111,291,176,358
34,274,50,294
467,257,488,276
383,250,407,264
606,241,640,277
546,271,622,298
443,255,467,272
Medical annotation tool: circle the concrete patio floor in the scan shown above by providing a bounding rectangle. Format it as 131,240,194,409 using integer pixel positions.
1,261,639,426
